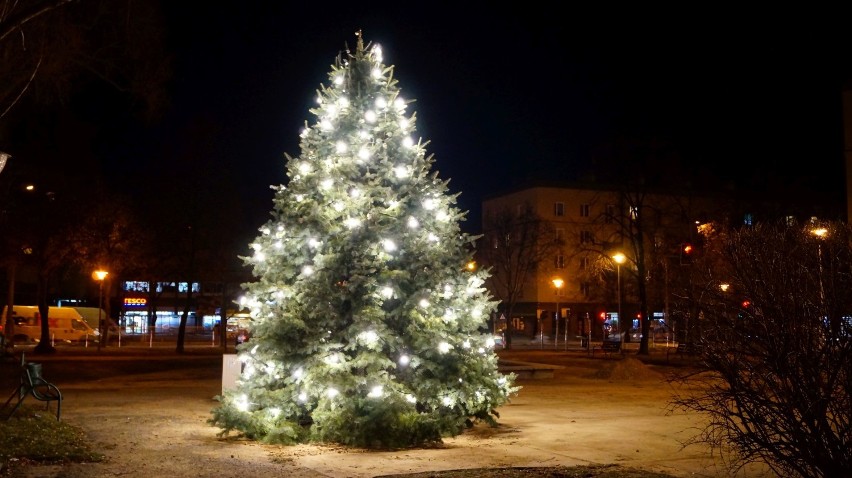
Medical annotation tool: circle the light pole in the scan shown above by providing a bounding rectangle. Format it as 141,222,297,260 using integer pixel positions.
552,277,563,350
612,252,626,349
719,282,731,328
93,270,108,351
811,227,827,307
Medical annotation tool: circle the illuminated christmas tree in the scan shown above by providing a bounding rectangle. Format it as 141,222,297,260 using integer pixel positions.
210,34,518,448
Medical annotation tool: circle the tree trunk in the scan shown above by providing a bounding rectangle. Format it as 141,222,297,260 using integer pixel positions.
3,263,17,351
33,271,55,354
503,304,516,349
638,277,651,355
177,296,190,354
220,284,229,351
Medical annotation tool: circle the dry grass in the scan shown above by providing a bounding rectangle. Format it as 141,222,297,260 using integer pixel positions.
0,405,103,475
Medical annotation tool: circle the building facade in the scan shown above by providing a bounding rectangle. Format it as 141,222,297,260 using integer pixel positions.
479,181,724,345
118,280,238,336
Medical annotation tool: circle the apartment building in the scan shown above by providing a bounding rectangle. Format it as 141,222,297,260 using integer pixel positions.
479,181,723,344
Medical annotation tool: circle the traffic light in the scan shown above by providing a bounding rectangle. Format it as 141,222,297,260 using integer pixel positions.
680,242,693,265
738,300,752,320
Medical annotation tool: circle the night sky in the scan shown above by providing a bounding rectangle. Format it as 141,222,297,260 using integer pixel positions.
33,5,852,235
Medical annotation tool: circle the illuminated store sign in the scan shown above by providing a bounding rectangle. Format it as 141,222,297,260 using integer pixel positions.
124,297,147,307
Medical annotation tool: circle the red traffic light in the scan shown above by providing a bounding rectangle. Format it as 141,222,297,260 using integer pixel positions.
680,242,694,265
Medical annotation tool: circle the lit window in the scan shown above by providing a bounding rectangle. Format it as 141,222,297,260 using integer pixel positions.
123,281,149,292
178,282,199,293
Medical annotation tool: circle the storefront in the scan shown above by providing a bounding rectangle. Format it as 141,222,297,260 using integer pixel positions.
120,281,222,335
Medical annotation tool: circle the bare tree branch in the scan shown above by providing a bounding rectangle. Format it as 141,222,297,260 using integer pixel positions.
0,0,169,122
668,220,852,477
479,204,562,348
0,0,77,43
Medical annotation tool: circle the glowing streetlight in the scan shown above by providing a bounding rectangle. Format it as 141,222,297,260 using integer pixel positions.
92,270,108,351
612,252,626,350
552,277,564,350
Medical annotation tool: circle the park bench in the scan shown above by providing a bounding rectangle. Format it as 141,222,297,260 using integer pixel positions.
1,353,63,420
592,340,622,357
666,342,700,362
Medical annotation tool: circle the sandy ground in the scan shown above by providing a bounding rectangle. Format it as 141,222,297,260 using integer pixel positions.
0,346,773,478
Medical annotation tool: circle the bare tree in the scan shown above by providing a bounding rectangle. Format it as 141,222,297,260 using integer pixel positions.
67,190,148,345
26,186,81,353
581,186,687,354
0,0,169,122
608,188,653,353
478,204,562,349
668,220,852,477
1,0,169,347
582,136,699,353
133,119,249,353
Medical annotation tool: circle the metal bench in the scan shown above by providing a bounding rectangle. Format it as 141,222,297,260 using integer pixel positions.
592,340,622,357
1,353,63,420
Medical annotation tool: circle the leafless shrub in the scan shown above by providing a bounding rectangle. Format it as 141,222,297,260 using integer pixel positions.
668,220,852,478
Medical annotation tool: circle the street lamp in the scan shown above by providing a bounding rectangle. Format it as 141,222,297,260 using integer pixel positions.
92,270,108,351
811,227,827,307
552,277,564,350
612,252,626,349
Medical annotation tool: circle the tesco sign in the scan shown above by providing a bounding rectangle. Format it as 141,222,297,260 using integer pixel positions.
124,297,147,307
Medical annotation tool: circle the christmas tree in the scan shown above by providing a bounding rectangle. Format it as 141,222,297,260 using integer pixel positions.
210,33,518,449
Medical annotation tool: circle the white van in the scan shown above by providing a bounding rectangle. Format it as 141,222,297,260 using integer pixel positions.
1,305,99,343
71,306,119,335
